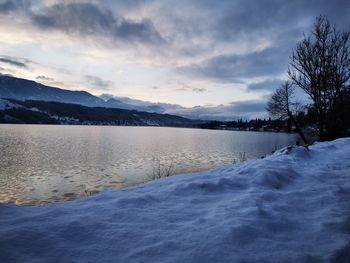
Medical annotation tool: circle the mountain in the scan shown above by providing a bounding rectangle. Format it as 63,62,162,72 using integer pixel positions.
100,94,185,113
0,74,243,121
104,98,169,113
0,98,202,127
0,74,105,107
0,74,184,114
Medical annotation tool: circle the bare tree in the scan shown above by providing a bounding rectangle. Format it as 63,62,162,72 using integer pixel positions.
288,15,350,140
266,81,309,144
266,81,295,122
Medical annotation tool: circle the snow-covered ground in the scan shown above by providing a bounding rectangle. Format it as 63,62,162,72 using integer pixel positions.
1,138,350,262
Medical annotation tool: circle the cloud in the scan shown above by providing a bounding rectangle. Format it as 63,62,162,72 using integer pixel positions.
213,0,350,41
178,47,289,83
246,79,283,93
0,56,28,68
30,2,164,45
193,87,206,93
0,0,350,114
0,0,16,13
166,99,268,120
169,0,350,78
36,75,54,81
85,75,113,90
0,0,31,14
227,100,267,114
215,1,298,41
0,66,15,75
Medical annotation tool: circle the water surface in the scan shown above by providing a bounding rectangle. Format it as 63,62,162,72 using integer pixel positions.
0,125,297,205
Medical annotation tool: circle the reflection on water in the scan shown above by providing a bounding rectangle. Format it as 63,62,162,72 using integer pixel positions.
0,125,297,205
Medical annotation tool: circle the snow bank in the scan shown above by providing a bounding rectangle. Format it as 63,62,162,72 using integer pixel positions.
1,138,350,262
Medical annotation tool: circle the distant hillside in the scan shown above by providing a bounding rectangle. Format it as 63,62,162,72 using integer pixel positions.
0,74,105,107
0,98,202,127
0,74,179,113
99,94,185,113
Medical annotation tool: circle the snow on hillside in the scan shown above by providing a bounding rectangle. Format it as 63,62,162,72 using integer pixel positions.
1,139,350,262
0,99,20,110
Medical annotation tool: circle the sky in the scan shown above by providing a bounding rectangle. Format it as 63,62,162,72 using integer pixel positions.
0,0,349,118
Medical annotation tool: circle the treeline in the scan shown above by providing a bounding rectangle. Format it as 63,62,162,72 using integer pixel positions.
200,118,286,131
200,108,320,133
0,108,59,124
0,99,202,127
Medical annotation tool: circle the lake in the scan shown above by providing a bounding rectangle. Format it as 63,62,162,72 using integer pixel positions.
0,125,298,205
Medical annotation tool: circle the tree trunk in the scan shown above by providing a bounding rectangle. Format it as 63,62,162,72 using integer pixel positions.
318,117,326,141
288,113,309,146
287,117,292,133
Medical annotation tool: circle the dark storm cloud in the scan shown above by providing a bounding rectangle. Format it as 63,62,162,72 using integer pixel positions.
0,56,28,68
30,2,164,44
178,47,289,82
85,75,113,90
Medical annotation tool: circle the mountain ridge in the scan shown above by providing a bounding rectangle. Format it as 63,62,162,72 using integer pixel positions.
0,74,185,114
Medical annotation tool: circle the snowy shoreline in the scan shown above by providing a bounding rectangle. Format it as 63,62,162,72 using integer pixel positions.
1,138,350,262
